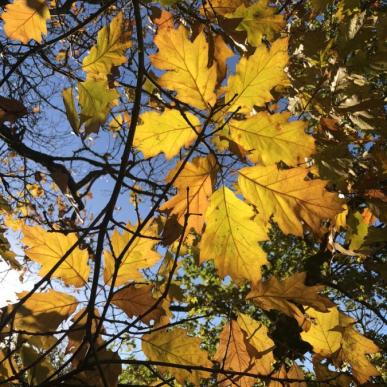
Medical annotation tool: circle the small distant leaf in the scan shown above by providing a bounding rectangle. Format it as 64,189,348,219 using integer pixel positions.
78,80,119,134
225,38,289,112
134,109,201,159
142,328,212,384
1,0,50,43
160,155,218,233
82,12,131,80
225,112,314,165
151,18,217,109
238,166,343,236
22,225,90,287
104,223,161,286
201,187,268,283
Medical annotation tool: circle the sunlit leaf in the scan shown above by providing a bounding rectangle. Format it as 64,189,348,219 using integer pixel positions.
134,109,200,159
201,187,268,283
22,225,90,287
142,328,212,384
1,0,50,43
238,166,343,236
151,17,217,109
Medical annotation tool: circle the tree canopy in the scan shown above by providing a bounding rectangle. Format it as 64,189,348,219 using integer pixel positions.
0,0,386,385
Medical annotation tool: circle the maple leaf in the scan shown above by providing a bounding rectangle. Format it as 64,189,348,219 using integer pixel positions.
212,34,234,84
9,290,77,333
202,0,244,16
0,96,27,123
22,225,90,288
238,166,343,236
104,223,161,286
201,186,268,283
225,38,289,112
214,320,256,386
142,328,212,384
226,2,285,46
150,18,217,109
133,109,200,159
237,313,275,375
78,80,119,134
111,284,165,325
62,87,80,132
1,0,50,44
269,364,307,387
300,306,343,357
82,12,131,80
160,155,217,233
224,112,314,165
313,358,353,386
247,272,334,329
334,317,380,384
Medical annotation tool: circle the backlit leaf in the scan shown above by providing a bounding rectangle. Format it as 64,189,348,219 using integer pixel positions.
1,0,50,44
225,38,289,112
142,328,212,384
201,187,268,283
134,109,200,159
226,2,285,46
22,225,90,287
150,19,217,109
104,223,161,286
78,80,119,134
82,12,131,80
111,284,165,325
238,166,343,236
300,307,343,357
62,87,80,133
247,272,334,328
160,155,218,233
10,290,77,333
214,320,256,386
225,112,314,165
237,313,275,375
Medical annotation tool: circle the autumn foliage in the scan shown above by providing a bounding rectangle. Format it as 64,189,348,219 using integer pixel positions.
0,0,385,386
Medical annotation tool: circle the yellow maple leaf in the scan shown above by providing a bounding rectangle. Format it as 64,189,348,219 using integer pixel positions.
22,225,90,288
1,0,50,44
142,328,212,384
334,317,380,384
238,165,343,236
62,87,80,133
213,34,234,84
10,290,77,333
200,186,268,283
202,0,244,16
82,12,131,80
78,80,119,134
134,109,200,159
225,112,314,165
160,155,218,233
104,223,161,286
237,313,275,376
150,19,217,110
247,272,334,328
301,306,343,357
226,2,285,46
225,38,289,112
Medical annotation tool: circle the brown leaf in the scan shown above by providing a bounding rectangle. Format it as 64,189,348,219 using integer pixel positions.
111,284,165,325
